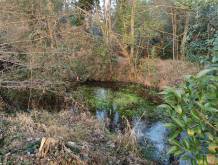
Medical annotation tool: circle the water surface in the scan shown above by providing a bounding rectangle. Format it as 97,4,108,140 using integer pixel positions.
89,86,169,164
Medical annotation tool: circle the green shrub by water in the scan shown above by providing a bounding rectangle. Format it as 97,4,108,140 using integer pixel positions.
160,56,218,165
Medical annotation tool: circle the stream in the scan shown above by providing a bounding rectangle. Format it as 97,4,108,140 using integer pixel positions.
71,84,171,164
95,87,169,164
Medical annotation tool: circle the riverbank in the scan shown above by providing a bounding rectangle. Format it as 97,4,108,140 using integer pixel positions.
0,110,151,164
0,83,166,164
87,58,200,89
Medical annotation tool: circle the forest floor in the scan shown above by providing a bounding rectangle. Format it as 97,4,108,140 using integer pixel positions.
0,110,150,165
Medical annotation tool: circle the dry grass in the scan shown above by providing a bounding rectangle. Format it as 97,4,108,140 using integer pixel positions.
101,58,200,89
156,59,200,86
0,110,147,164
11,110,102,142
116,119,138,154
139,58,200,88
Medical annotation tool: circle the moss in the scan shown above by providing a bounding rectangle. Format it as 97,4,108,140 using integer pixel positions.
0,83,163,121
70,85,162,120
113,92,141,107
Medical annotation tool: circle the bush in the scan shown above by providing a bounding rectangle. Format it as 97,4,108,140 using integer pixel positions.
160,56,218,164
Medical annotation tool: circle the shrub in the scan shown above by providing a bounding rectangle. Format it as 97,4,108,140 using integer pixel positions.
160,56,218,164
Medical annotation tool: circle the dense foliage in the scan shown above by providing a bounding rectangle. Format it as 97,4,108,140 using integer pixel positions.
160,56,218,164
186,3,218,62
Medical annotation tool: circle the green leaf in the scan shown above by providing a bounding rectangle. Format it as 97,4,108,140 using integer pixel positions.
183,139,190,149
204,106,218,113
196,102,204,110
172,117,185,128
190,110,200,121
158,104,171,110
167,146,179,155
206,133,214,141
174,150,184,157
165,123,176,129
197,68,218,78
161,87,183,100
169,139,182,148
181,154,191,160
175,105,183,114
169,130,180,140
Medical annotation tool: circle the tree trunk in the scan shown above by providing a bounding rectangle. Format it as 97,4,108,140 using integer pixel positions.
104,0,111,44
180,12,190,59
104,0,113,77
171,8,177,60
130,0,136,77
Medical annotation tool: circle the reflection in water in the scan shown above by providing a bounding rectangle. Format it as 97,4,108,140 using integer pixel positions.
95,88,108,99
144,122,169,164
133,118,147,139
179,159,192,165
144,122,168,152
133,121,169,164
94,87,170,164
96,110,107,121
113,111,119,125
95,88,109,122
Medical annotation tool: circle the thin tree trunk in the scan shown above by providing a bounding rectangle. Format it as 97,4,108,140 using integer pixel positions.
171,8,177,60
172,8,175,60
104,0,113,77
104,0,111,44
181,12,190,59
175,15,178,60
130,0,136,60
47,0,56,48
130,0,136,77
